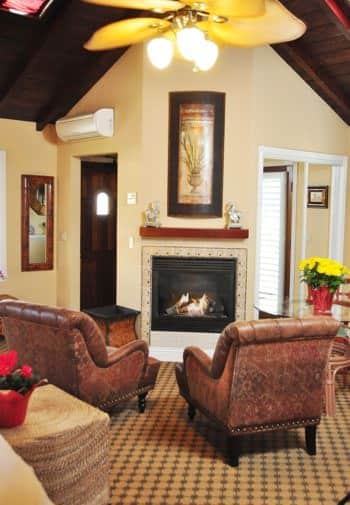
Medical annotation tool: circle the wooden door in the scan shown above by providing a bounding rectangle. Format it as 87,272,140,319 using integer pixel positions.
80,160,117,309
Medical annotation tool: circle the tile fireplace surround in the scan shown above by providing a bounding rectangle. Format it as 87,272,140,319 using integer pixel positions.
141,246,247,360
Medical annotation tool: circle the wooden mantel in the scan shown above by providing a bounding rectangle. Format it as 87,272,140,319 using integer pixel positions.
139,227,249,239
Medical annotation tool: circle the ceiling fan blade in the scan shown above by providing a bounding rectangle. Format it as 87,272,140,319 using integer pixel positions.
207,0,306,47
84,17,171,50
186,0,265,17
84,0,184,12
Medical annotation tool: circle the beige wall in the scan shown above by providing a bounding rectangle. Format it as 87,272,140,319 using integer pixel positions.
56,44,349,322
0,119,57,304
57,46,143,309
306,164,332,258
344,128,350,268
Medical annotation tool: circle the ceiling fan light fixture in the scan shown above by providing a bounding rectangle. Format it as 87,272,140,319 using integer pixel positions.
194,39,218,70
176,26,205,60
147,37,174,69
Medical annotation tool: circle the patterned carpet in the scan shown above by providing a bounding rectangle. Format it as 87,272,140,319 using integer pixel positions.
108,363,350,505
1,339,349,505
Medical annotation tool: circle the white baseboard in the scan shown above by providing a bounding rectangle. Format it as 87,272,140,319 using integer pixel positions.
149,346,214,362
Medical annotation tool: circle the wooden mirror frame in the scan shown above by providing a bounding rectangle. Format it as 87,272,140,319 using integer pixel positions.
21,175,54,271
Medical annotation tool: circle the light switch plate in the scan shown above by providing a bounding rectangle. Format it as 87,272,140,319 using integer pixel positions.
127,192,137,205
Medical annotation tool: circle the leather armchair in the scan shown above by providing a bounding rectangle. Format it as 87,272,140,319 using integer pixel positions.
0,300,160,412
176,316,340,466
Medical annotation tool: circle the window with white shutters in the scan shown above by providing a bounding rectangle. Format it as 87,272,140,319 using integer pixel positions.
258,171,287,305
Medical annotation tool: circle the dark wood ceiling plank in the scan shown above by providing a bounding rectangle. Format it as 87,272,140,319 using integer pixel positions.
315,0,350,40
320,48,350,65
272,42,350,124
0,0,68,104
304,35,349,55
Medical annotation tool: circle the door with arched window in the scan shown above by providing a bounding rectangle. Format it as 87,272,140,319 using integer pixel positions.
80,158,117,309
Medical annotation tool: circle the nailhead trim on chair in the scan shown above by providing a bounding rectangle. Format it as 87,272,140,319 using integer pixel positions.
97,385,153,411
230,417,320,434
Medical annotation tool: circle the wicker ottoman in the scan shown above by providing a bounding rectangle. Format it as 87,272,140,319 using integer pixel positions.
0,385,110,505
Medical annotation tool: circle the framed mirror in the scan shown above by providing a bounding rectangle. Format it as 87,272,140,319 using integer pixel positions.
21,175,54,271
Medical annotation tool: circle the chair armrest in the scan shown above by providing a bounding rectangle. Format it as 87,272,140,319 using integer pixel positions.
107,339,148,367
183,346,213,378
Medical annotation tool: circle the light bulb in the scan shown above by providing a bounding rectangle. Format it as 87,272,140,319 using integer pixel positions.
176,27,205,61
194,39,219,71
147,37,174,69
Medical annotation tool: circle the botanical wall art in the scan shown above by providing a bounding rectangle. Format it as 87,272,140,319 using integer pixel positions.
168,91,225,217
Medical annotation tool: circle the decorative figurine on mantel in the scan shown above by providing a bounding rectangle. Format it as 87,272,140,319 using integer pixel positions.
144,201,161,228
225,202,242,229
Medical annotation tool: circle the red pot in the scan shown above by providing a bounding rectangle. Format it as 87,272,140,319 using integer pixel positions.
0,388,34,428
312,286,334,315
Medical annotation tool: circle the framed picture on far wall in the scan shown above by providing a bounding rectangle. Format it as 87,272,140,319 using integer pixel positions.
307,186,329,208
167,91,225,217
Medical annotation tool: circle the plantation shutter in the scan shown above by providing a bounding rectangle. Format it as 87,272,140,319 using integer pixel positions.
258,171,287,305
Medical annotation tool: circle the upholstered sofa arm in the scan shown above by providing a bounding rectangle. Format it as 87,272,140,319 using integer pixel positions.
107,339,149,367
183,346,212,378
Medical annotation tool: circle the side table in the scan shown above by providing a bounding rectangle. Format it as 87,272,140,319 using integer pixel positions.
84,304,140,347
0,385,110,505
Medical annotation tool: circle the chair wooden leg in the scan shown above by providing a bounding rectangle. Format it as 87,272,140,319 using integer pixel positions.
228,436,241,467
305,425,317,456
337,491,350,505
138,393,147,413
325,371,336,416
188,403,196,421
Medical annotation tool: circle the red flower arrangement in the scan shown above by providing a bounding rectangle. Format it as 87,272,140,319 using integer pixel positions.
0,350,40,394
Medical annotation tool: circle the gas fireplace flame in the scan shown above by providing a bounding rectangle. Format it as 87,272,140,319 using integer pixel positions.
166,292,211,317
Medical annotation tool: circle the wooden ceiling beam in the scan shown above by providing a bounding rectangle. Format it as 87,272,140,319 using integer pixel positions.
272,42,350,124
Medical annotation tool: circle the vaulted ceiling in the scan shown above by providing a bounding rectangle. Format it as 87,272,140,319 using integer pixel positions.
0,0,349,130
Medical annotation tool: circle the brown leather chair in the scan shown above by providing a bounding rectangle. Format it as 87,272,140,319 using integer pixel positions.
0,295,17,338
176,316,340,466
0,299,160,412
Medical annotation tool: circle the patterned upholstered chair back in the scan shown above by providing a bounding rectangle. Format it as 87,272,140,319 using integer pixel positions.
176,316,340,466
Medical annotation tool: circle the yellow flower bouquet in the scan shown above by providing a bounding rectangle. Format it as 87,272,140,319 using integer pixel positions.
299,257,350,293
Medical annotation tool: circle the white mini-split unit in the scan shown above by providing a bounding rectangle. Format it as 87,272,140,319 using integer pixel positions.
55,108,114,142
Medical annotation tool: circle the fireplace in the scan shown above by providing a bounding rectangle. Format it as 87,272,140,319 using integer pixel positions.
151,256,236,332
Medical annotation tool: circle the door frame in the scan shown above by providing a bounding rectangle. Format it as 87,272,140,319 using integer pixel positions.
255,146,348,309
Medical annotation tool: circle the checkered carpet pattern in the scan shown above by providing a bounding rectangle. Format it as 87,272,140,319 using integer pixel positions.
109,363,350,505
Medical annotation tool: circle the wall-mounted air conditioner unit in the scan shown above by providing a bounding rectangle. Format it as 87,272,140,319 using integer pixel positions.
55,108,114,142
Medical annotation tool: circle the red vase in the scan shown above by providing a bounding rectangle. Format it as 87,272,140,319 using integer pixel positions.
306,284,314,304
0,388,34,428
312,286,334,315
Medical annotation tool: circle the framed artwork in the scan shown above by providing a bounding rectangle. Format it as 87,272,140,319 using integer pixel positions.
307,186,329,208
167,91,225,217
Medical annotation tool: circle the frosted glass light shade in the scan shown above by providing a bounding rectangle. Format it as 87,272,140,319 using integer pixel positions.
176,27,205,61
147,37,174,69
96,192,109,216
194,39,219,71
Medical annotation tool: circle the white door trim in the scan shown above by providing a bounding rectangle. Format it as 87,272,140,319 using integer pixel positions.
255,146,347,311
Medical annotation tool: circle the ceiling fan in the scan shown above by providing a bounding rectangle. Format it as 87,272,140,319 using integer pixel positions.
84,0,306,71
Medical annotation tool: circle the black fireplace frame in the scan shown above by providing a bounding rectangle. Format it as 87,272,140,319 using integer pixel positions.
151,256,236,333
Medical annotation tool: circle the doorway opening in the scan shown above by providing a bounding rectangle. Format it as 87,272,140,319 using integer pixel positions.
80,156,117,310
255,146,347,313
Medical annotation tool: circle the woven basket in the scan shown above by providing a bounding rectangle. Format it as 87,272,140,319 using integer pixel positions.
0,385,110,505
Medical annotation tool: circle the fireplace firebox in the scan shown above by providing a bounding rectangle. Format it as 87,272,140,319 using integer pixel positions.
151,256,236,332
